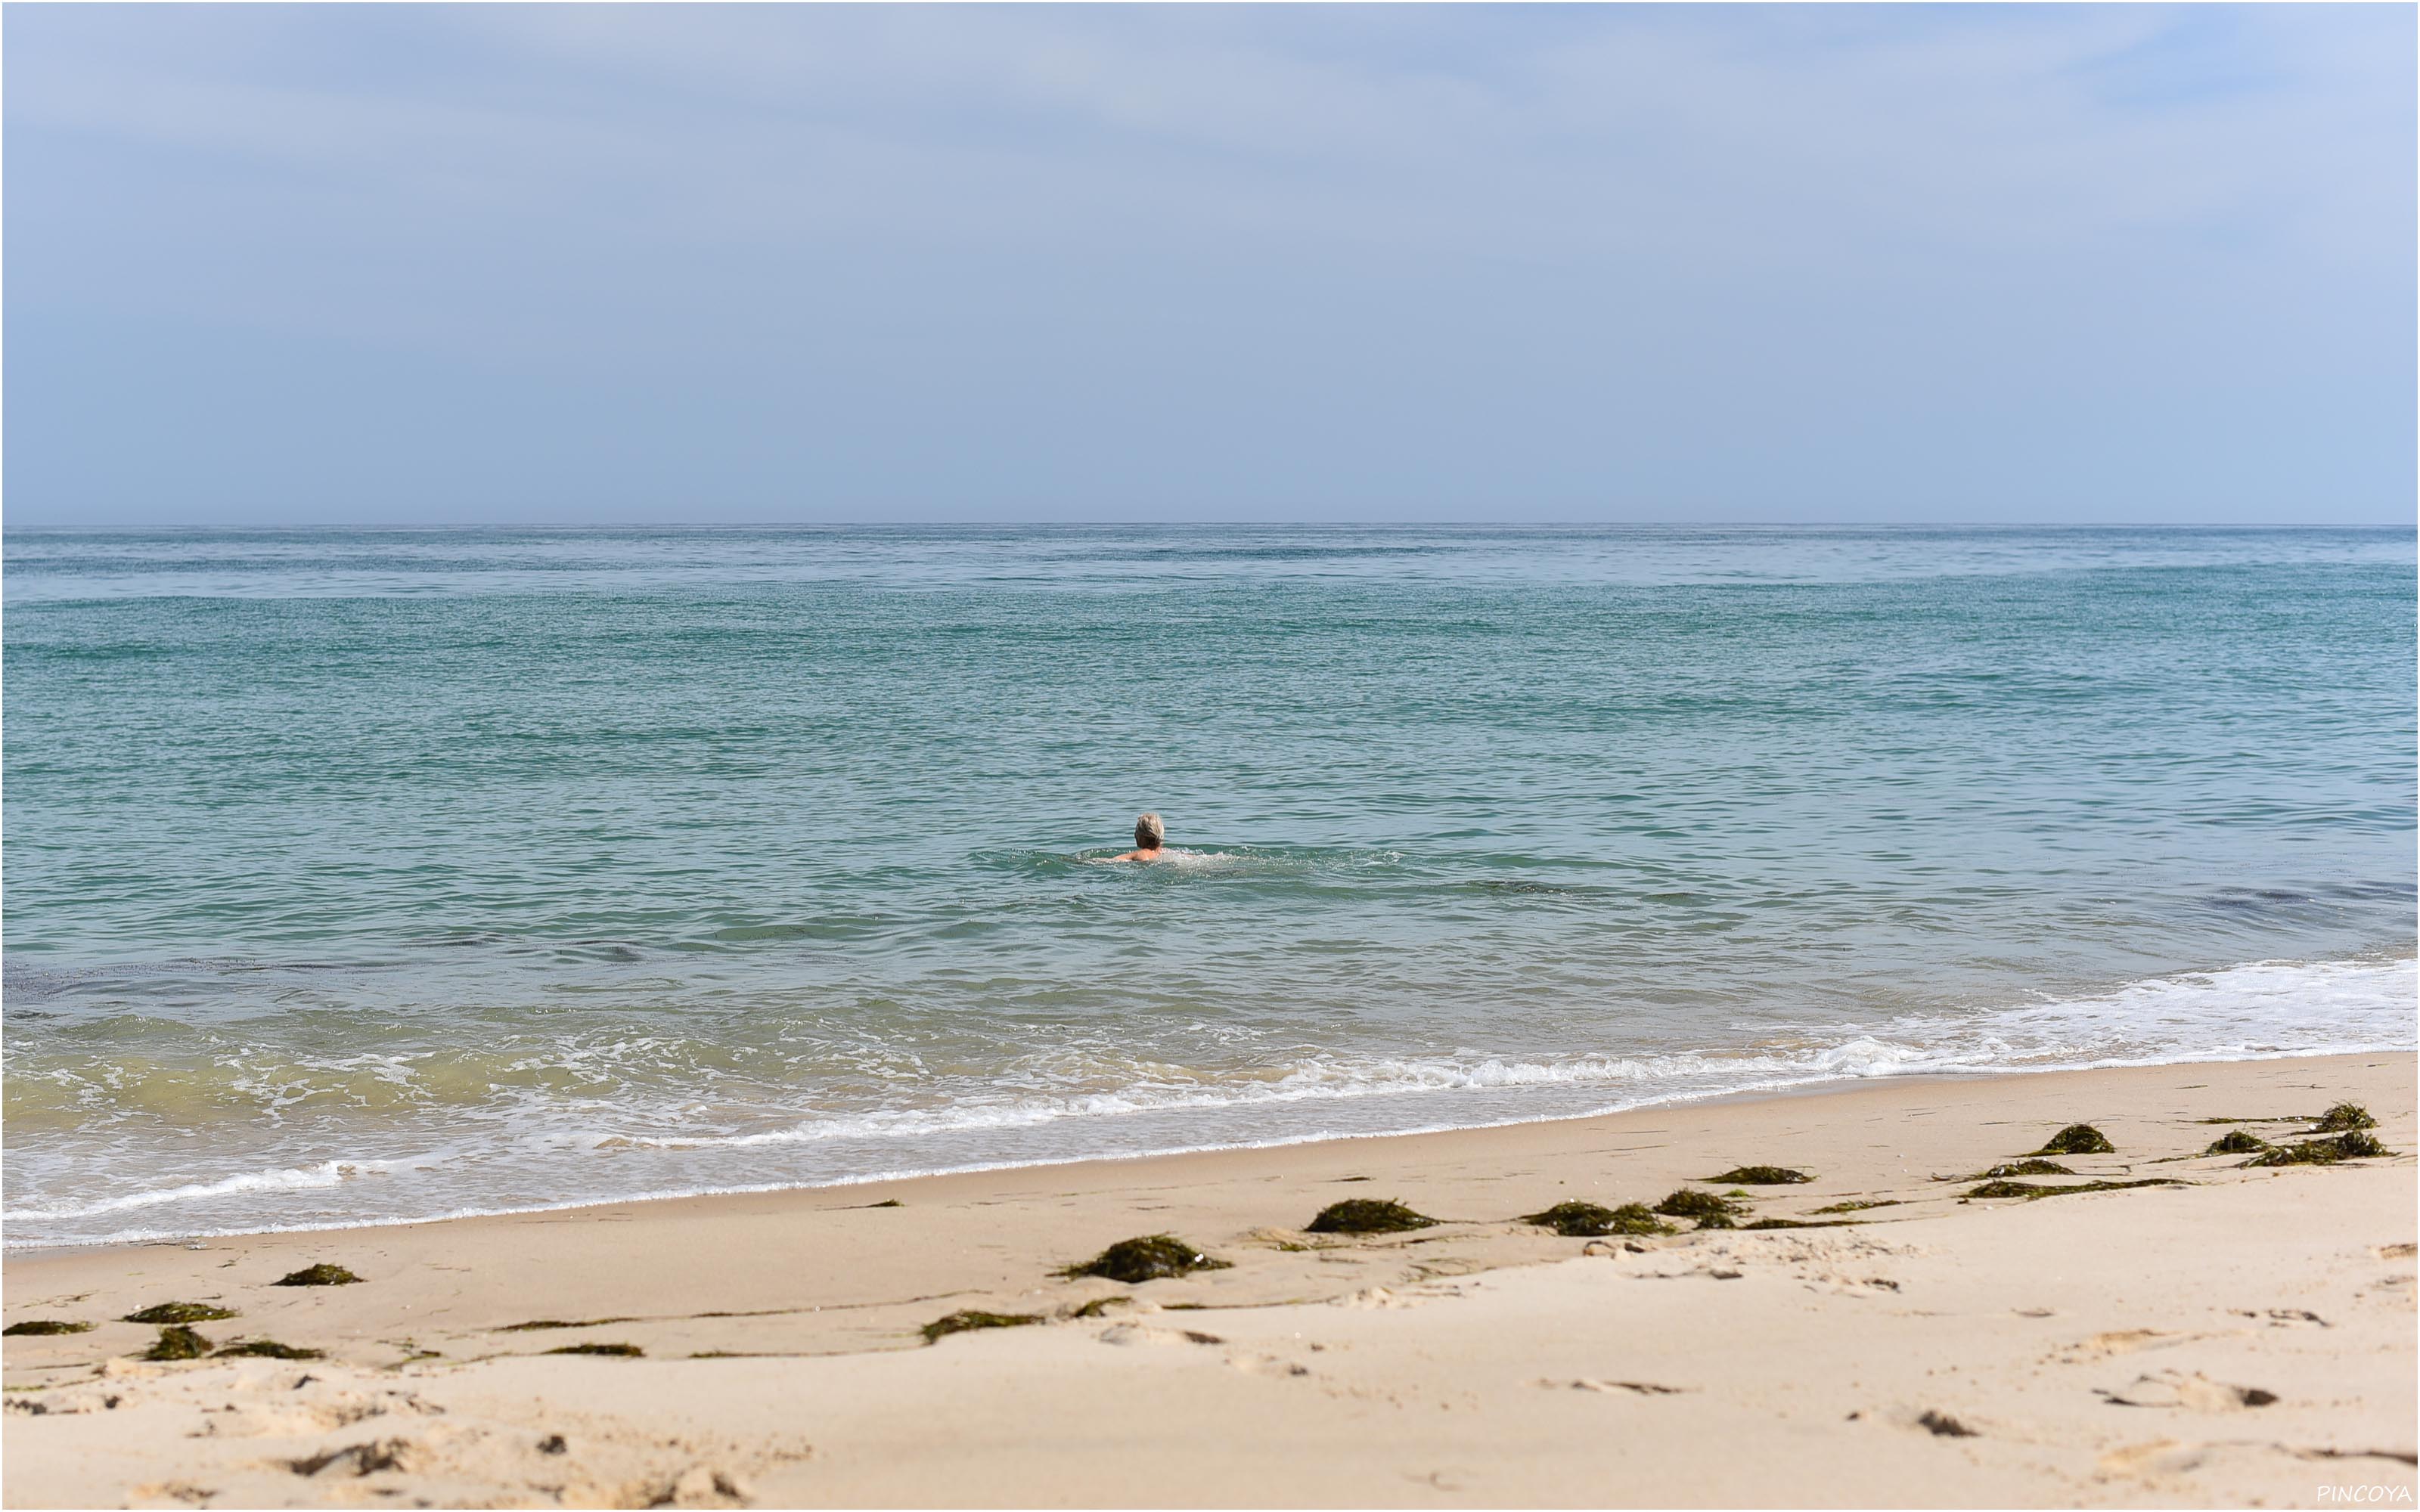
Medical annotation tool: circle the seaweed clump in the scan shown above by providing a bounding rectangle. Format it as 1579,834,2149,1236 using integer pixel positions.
1305,1200,1436,1235
1060,1235,1233,1282
544,1342,643,1357
143,1325,213,1361
1707,1166,1813,1185
920,1310,1041,1345
1652,1189,1746,1222
2241,1132,2387,1168
2,1320,94,1337
1810,1199,1900,1216
216,1340,324,1360
1966,1178,2183,1201
124,1302,236,1325
1520,1201,1672,1238
2203,1130,2272,1156
501,1318,636,1332
2029,1124,2114,1156
274,1264,362,1287
1974,1160,2074,1179
2310,1103,2378,1134
1742,1218,1853,1231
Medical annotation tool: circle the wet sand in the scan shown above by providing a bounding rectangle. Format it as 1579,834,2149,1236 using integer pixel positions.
5,1052,2414,1508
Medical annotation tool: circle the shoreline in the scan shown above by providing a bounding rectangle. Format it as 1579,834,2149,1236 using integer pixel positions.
11,1042,2413,1256
6,1049,2414,1507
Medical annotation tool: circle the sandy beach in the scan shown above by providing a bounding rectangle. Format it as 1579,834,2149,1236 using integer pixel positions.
5,1051,2412,1509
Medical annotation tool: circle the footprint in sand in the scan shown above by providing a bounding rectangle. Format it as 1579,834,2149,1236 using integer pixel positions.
1097,1323,1223,1347
2055,1328,2224,1363
2098,1438,2217,1477
1225,1353,1314,1379
2095,1370,2278,1411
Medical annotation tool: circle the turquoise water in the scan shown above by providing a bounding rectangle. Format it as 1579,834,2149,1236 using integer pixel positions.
5,526,2413,1247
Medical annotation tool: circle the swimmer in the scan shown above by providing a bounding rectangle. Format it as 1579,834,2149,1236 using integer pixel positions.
1109,812,1168,862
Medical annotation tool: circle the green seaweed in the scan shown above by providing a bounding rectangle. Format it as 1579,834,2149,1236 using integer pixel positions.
500,1318,637,1332
920,1309,1041,1345
1974,1160,2074,1179
2203,1130,2272,1156
143,1325,213,1361
1742,1218,1856,1230
544,1342,643,1357
124,1302,237,1325
1708,1166,1813,1185
1965,1178,2183,1201
2310,1103,2378,1134
273,1263,362,1287
2,1320,95,1336
1305,1199,1437,1235
1810,1199,1900,1215
1694,1213,1737,1230
1652,1189,1746,1221
863,1199,904,1208
2240,1132,2388,1167
1520,1201,1673,1238
1060,1235,1233,1282
2029,1124,2114,1155
216,1340,324,1360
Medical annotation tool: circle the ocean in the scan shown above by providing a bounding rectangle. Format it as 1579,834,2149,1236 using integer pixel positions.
4,525,2412,1248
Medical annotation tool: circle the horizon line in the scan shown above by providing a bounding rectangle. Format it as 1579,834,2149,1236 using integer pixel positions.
4,520,2409,536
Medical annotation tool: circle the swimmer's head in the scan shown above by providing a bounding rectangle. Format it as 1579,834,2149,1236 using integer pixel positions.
1134,813,1165,850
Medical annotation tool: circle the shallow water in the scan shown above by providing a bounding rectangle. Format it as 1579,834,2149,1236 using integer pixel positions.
5,525,2412,1246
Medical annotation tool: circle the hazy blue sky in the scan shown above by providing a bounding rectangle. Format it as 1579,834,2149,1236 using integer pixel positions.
6,4,2412,526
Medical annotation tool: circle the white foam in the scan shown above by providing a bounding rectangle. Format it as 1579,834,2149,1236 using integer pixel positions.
7,954,2409,1247
3,1154,442,1222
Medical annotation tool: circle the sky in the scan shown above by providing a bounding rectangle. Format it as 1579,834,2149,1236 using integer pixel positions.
5,4,2413,528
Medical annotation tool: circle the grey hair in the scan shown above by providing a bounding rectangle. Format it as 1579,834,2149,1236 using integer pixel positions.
1134,813,1165,848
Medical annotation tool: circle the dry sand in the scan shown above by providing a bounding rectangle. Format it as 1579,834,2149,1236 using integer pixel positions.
4,1051,2413,1509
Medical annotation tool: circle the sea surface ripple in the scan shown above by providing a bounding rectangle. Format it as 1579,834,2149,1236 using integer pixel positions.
5,525,2412,1246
